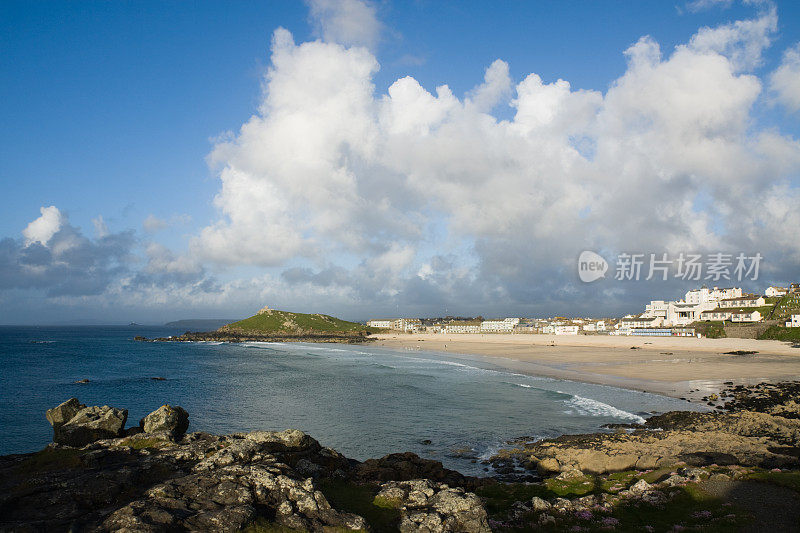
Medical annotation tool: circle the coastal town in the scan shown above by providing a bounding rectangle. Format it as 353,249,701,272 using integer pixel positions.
368,284,800,338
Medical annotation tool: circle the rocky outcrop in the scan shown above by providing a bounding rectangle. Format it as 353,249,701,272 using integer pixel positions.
140,330,374,344
45,397,85,437
140,404,189,439
493,383,800,476
55,405,128,447
353,451,475,489
375,479,491,532
3,400,488,532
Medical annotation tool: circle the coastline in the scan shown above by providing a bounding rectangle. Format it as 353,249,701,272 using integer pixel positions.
372,333,800,401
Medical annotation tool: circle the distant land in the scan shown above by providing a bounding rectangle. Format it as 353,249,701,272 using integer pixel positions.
141,306,372,343
164,319,241,330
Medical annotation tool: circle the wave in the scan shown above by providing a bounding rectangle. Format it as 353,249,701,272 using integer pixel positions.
563,394,646,424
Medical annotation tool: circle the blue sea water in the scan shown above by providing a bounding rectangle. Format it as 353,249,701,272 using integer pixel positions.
0,326,700,475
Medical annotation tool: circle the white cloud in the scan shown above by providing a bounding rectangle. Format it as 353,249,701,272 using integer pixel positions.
93,215,109,238
192,7,800,312
685,0,734,13
143,214,168,233
688,6,776,71
22,206,64,246
770,43,800,112
307,0,382,50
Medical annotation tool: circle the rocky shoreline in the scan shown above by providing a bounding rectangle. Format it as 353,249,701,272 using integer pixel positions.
2,382,799,531
134,330,374,344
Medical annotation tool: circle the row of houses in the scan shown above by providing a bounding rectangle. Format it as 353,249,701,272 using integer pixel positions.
366,316,609,335
366,284,799,337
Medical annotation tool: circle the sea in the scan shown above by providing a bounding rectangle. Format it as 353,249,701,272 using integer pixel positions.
0,326,702,476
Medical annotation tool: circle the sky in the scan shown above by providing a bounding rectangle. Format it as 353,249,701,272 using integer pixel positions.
1,0,799,324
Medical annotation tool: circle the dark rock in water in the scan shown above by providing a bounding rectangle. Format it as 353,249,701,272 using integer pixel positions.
56,405,128,446
150,376,166,381
74,378,90,384
420,439,433,445
140,404,189,439
45,397,85,437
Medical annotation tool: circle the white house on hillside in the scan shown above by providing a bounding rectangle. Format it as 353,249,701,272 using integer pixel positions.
766,286,788,297
787,315,800,328
718,295,766,308
640,286,745,327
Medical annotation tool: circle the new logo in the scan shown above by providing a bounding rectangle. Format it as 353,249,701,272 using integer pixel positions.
578,251,608,283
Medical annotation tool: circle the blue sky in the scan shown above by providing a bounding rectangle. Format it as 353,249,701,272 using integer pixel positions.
1,0,799,323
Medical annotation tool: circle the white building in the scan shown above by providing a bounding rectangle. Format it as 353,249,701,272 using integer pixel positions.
619,315,663,329
367,320,392,329
683,286,742,305
787,315,800,328
766,286,788,297
718,295,765,308
731,310,762,323
444,324,480,334
480,318,520,333
582,323,596,332
640,286,745,327
392,318,422,332
595,321,607,331
554,325,579,335
700,310,732,321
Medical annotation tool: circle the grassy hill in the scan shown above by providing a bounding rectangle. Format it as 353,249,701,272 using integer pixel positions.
220,306,367,336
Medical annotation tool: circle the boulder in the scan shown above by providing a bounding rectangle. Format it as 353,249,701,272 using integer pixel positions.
375,479,490,533
140,405,189,439
45,398,85,434
56,405,128,446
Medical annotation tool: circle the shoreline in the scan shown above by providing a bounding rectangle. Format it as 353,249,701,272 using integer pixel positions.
372,333,800,402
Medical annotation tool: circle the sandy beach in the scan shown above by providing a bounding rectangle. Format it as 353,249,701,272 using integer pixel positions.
373,333,800,400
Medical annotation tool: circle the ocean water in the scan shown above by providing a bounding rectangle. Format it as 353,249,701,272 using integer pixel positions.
0,326,701,475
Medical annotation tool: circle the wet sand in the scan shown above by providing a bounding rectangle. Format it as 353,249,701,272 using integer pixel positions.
373,333,800,400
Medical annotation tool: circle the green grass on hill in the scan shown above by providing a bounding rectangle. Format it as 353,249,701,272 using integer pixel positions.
758,325,800,342
222,308,367,335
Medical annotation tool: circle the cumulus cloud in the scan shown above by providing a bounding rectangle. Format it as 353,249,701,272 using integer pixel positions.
770,43,800,112
4,5,799,322
307,0,382,50
192,7,800,315
2,207,136,297
22,206,64,246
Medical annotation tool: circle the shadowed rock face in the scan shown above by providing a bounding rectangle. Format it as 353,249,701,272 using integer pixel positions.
56,405,128,447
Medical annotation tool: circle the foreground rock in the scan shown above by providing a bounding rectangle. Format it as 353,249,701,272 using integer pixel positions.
375,479,491,532
494,395,800,476
140,404,189,439
56,405,128,447
1,400,488,532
